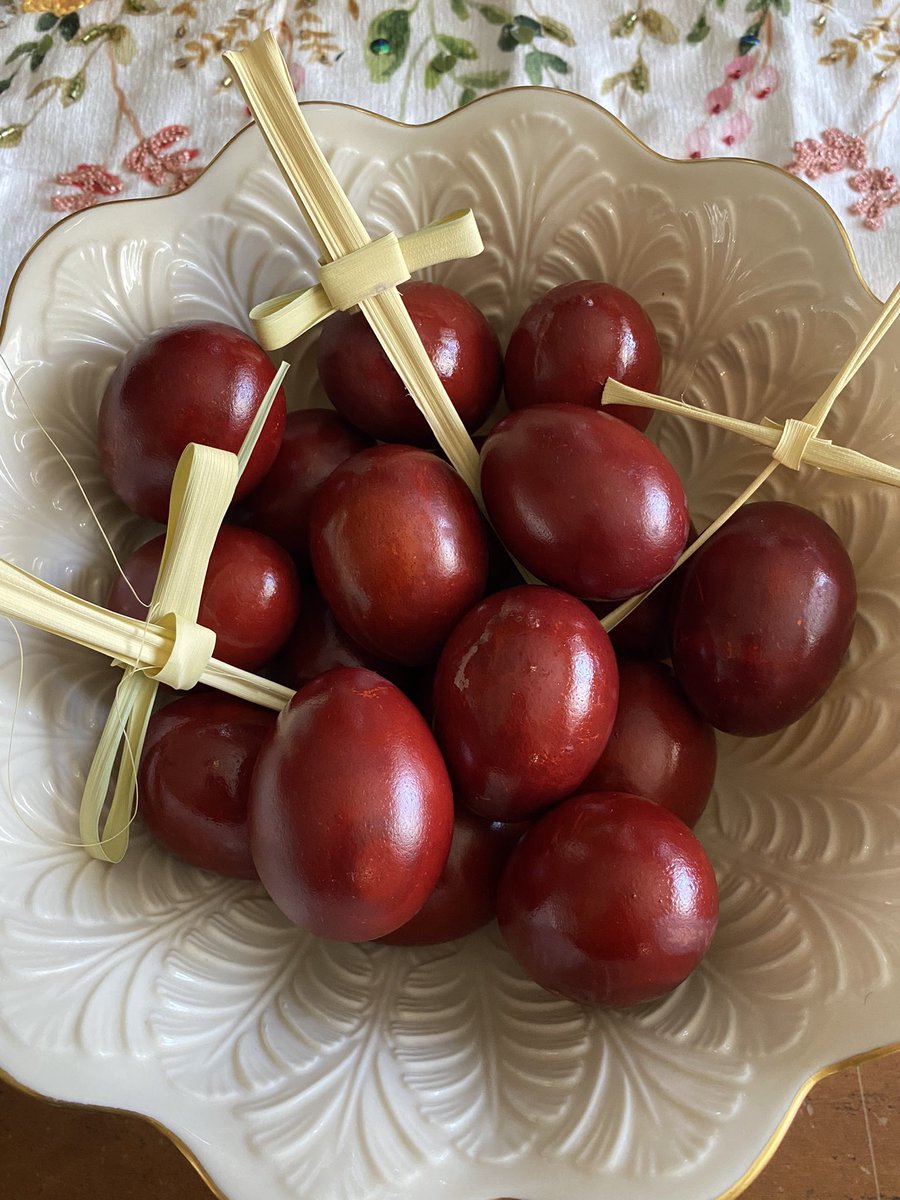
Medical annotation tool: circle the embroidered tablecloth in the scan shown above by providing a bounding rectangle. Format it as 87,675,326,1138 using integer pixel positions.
0,1,897,302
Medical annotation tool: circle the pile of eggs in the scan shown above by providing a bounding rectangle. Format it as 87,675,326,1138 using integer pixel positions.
96,280,856,1008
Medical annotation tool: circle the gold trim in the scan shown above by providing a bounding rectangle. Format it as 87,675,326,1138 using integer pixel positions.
0,1061,230,1200
2,1044,900,1200
0,84,882,350
720,1042,900,1199
0,85,895,1200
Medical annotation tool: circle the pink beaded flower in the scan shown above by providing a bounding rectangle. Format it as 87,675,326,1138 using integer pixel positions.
685,126,711,160
51,164,123,213
123,125,203,194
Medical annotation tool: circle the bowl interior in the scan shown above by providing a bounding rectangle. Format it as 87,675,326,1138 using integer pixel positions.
1,91,899,1200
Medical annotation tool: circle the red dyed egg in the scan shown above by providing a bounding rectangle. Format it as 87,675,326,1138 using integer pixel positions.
672,502,857,736
139,693,276,879
379,810,527,945
582,660,717,827
481,404,690,600
309,445,489,666
504,281,661,430
249,668,454,941
432,586,618,821
316,281,502,446
497,791,719,1006
98,321,286,522
272,588,411,692
236,408,372,570
108,525,301,671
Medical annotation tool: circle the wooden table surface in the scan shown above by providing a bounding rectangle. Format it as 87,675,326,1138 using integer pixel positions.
1,1050,897,1200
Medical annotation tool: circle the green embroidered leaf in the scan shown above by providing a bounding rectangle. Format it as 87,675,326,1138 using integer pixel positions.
0,124,24,148
5,42,37,66
456,67,510,87
63,68,85,105
110,25,136,66
35,13,58,31
497,24,517,50
424,50,456,88
640,9,678,43
610,12,639,37
687,12,710,42
629,54,649,92
476,4,512,24
451,0,470,16
539,51,569,73
511,23,535,44
30,34,53,71
436,33,478,58
0,77,11,95
458,86,477,105
601,71,626,94
537,14,575,45
524,48,542,84
745,0,768,11
364,9,411,82
125,0,163,11
58,13,80,40
770,0,790,12
514,15,542,32
715,0,726,7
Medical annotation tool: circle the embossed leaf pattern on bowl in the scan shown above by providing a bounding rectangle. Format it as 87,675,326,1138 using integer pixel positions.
0,91,898,1200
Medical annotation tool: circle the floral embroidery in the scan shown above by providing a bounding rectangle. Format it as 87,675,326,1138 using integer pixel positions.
51,162,122,211
364,5,574,117
123,123,202,192
684,2,783,157
787,129,900,232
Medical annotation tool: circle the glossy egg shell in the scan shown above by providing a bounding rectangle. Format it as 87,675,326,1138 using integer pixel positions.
432,586,619,820
98,321,286,523
139,693,276,879
503,280,661,430
582,660,717,827
480,404,690,600
309,445,489,666
235,408,372,570
108,524,301,671
379,810,528,946
671,501,857,736
272,587,411,692
316,281,502,446
249,668,455,941
497,791,719,1007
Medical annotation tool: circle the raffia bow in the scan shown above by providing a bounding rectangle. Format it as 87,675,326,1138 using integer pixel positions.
599,284,900,631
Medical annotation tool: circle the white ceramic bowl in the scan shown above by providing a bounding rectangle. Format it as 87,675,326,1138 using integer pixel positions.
1,89,899,1200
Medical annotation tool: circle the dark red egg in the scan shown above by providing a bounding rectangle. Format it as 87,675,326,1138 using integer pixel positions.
497,791,719,1007
309,445,489,666
582,660,716,827
249,668,454,941
671,501,857,736
481,404,690,600
504,281,661,430
235,408,372,571
316,281,502,446
98,321,286,522
108,525,301,671
591,521,699,658
379,810,527,945
432,586,618,821
139,693,276,879
272,588,411,692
